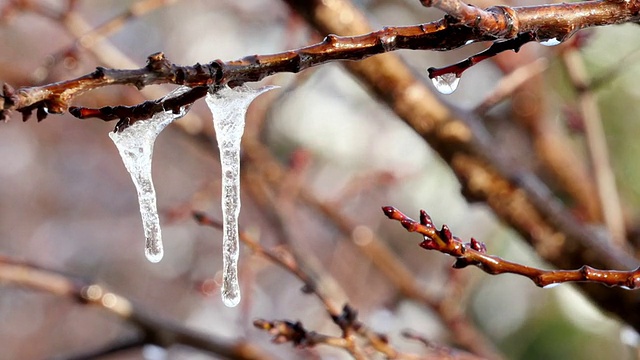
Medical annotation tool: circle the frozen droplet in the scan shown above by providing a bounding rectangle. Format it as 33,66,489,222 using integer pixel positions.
205,84,278,307
110,86,191,263
540,38,561,47
430,72,460,95
542,282,561,289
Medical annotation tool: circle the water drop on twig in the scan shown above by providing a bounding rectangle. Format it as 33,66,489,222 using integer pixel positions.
205,84,278,307
430,72,461,95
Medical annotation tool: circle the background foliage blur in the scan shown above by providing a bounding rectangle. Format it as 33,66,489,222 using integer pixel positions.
0,0,639,358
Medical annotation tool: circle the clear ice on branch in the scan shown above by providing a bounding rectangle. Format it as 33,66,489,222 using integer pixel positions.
110,86,191,263
205,84,278,307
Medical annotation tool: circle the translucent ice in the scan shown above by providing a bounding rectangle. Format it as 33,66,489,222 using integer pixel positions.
110,87,191,263
205,84,278,307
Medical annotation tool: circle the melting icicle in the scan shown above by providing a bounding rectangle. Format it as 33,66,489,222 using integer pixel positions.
205,84,278,307
540,38,561,47
110,86,191,263
430,72,461,95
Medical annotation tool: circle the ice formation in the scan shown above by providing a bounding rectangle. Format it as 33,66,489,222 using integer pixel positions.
110,86,191,263
205,84,278,307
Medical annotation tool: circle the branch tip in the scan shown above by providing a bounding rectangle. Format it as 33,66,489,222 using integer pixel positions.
381,205,398,219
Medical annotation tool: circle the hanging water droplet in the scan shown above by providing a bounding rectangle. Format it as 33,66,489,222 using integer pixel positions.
205,84,278,307
110,86,191,263
542,282,561,289
540,38,561,47
430,72,460,95
465,40,474,45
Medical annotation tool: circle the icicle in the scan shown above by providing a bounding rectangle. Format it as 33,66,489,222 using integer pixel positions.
110,87,191,263
205,84,278,307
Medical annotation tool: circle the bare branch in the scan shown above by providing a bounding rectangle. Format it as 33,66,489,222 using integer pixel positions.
2,0,639,122
383,206,640,289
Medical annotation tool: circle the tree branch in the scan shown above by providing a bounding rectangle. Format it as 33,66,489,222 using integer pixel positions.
383,206,640,289
2,0,639,124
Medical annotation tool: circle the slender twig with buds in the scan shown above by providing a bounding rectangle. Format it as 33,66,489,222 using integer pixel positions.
383,206,640,289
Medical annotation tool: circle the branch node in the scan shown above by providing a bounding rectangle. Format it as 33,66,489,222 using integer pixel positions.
146,52,170,72
470,238,487,253
331,304,358,332
93,67,107,79
489,6,520,38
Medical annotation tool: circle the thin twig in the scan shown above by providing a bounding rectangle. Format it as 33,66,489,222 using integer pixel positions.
383,206,640,289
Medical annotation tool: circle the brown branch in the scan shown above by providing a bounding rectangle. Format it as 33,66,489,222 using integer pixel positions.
420,0,520,38
427,31,535,83
0,254,269,360
383,206,640,289
2,0,639,122
252,319,353,350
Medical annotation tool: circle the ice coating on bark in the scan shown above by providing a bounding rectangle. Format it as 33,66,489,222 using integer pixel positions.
205,84,278,307
109,86,191,263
